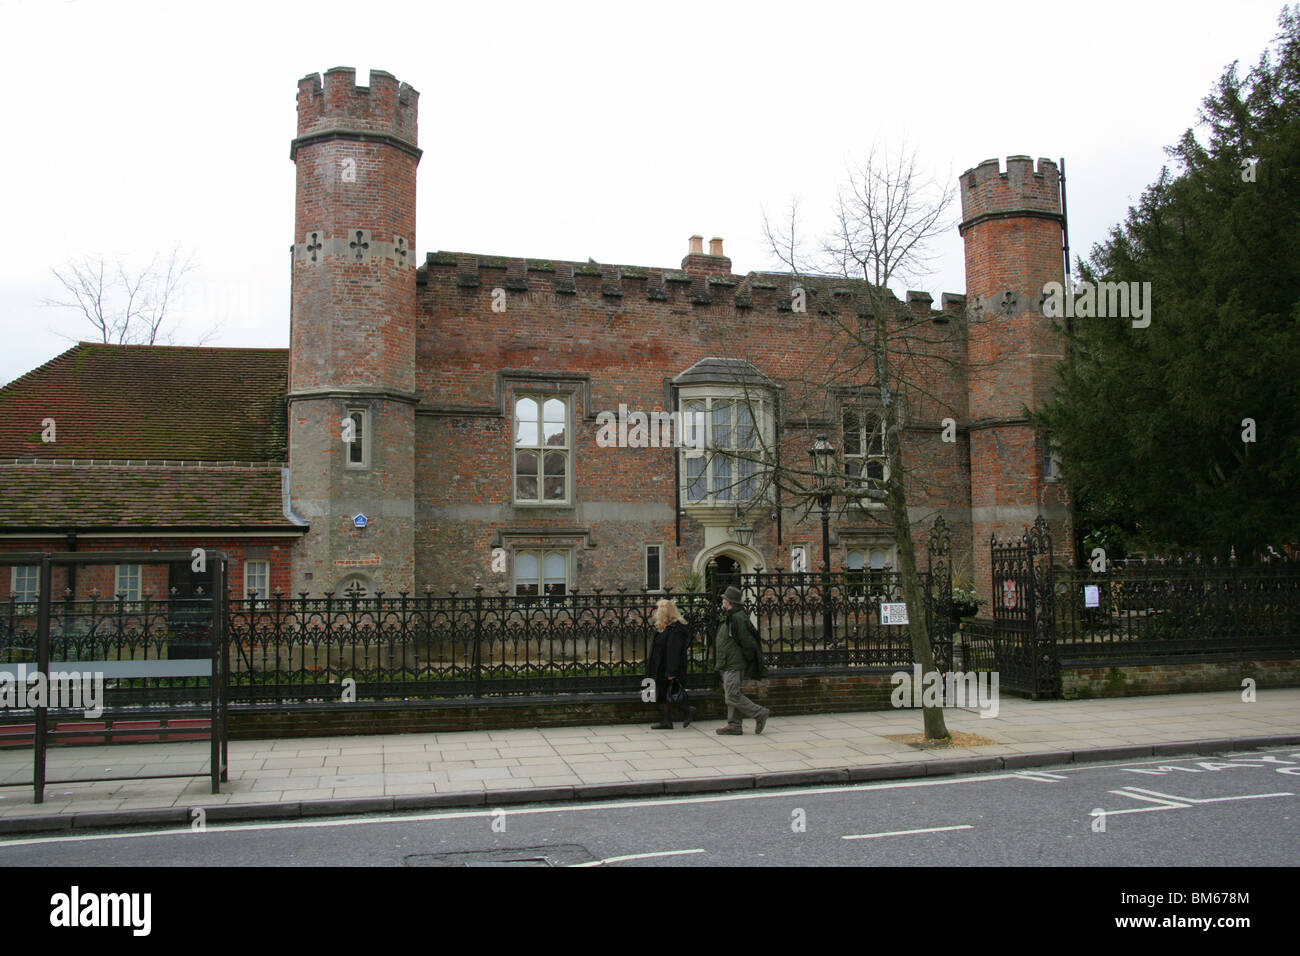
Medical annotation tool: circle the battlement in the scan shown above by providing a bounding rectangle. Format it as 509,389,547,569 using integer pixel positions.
296,67,419,147
959,155,1060,229
417,250,962,324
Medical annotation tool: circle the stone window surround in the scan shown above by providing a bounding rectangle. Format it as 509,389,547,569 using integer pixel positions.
512,390,572,507
511,546,572,597
344,405,371,471
842,402,889,510
677,385,774,510
644,542,663,592
1041,432,1063,482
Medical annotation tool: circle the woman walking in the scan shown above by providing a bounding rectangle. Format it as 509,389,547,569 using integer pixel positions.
647,598,696,729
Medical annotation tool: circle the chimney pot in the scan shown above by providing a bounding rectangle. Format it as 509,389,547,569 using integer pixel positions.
709,237,724,257
688,235,704,255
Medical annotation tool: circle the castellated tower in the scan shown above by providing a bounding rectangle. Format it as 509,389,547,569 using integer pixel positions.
287,68,420,594
960,156,1073,596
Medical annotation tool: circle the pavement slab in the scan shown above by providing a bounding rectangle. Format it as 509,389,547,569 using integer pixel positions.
0,688,1297,831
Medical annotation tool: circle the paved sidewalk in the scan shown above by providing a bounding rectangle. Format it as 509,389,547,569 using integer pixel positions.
2,689,1298,833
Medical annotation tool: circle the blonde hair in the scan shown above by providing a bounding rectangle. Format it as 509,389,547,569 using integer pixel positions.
654,598,687,632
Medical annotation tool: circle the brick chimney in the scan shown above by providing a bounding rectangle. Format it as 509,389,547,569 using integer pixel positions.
682,234,732,277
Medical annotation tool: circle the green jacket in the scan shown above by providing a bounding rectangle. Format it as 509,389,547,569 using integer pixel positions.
715,607,766,679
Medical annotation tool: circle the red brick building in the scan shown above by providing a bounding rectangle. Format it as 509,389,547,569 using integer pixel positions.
0,66,1071,605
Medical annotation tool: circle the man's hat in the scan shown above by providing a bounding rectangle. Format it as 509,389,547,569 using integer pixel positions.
722,586,743,604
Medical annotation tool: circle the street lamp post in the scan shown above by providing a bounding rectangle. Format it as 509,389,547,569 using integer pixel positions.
810,434,836,646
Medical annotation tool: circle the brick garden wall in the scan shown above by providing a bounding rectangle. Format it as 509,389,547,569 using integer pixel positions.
229,671,901,738
1062,658,1300,698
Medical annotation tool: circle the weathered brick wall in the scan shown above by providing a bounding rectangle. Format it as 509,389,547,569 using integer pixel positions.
412,257,975,593
960,157,1072,595
278,67,1072,602
1062,658,1300,698
287,68,420,595
0,536,296,600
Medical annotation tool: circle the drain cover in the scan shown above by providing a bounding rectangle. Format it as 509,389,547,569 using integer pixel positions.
404,844,595,867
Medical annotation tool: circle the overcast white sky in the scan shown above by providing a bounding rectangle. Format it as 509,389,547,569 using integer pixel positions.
0,0,1288,386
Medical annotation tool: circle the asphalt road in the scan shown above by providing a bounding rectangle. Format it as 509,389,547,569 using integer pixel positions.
2,748,1297,867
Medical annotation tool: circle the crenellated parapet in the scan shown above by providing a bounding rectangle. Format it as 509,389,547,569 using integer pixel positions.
292,67,420,160
959,156,1061,234
416,250,965,324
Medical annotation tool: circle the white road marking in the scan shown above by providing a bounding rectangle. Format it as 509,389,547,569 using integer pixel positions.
1122,786,1294,805
3,748,1294,850
842,824,974,840
1101,789,1190,814
1014,770,1068,782
1097,785,1294,817
569,848,704,867
0,773,1028,849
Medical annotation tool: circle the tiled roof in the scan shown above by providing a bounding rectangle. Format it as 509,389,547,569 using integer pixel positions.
673,357,775,387
0,343,289,461
0,464,298,529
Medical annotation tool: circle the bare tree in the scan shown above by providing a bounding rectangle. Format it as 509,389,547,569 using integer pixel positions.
43,243,208,346
754,141,961,741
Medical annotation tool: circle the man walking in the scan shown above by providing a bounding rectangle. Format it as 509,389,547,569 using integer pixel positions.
714,586,771,735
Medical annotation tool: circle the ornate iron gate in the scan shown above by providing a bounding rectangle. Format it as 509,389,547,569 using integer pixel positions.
926,515,956,675
990,516,1060,698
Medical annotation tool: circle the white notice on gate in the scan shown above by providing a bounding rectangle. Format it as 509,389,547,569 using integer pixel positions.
1083,584,1100,608
880,602,908,625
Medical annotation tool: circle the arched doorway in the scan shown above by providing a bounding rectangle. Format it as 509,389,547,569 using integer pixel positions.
693,543,762,597
705,553,741,597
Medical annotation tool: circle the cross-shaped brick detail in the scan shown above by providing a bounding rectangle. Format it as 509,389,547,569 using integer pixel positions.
349,230,369,261
394,237,408,267
306,232,322,263
998,290,1018,316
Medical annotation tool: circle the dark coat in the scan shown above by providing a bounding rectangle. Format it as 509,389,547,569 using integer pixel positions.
648,620,691,681
716,607,767,680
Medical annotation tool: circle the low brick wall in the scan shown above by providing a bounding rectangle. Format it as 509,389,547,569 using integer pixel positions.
229,670,901,739
1061,658,1300,699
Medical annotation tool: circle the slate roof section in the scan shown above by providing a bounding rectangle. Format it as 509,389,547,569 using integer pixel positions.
673,357,775,387
0,343,289,461
0,344,299,532
0,464,298,530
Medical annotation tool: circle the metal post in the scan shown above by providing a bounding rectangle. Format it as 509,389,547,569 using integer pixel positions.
210,556,225,793
821,494,832,646
33,556,51,804
472,584,483,698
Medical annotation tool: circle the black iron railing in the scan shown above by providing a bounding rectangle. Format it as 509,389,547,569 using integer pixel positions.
5,555,1296,708
2,572,952,706
1051,559,1300,662
220,574,951,704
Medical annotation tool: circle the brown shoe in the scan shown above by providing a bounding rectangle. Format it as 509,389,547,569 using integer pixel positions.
755,709,770,735
715,726,743,735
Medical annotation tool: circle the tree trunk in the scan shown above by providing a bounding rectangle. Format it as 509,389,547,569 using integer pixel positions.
876,309,950,741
